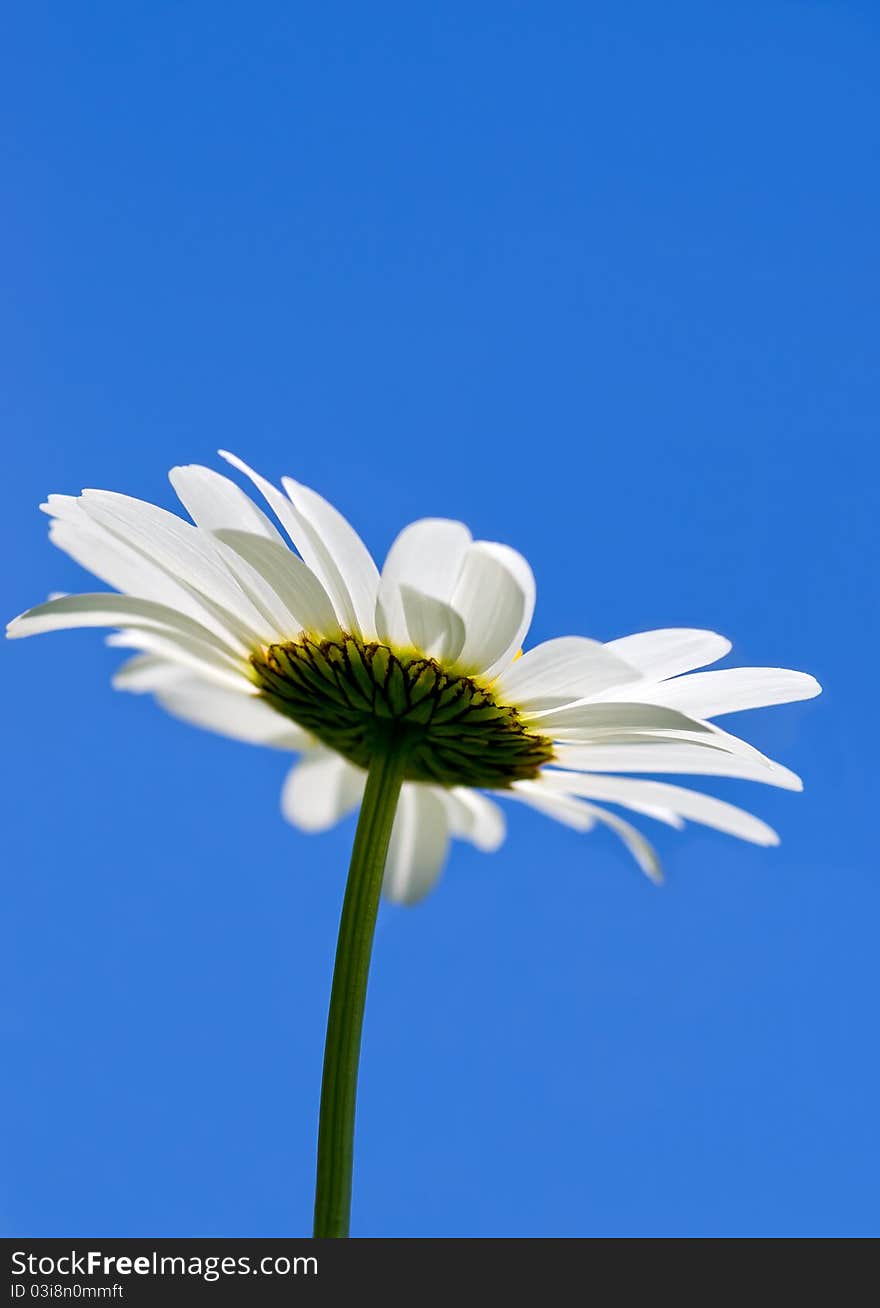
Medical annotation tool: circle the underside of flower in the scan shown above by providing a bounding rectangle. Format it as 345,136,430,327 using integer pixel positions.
251,635,554,788
7,453,822,897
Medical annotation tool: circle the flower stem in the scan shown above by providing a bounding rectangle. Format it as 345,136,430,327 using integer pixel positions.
313,737,407,1238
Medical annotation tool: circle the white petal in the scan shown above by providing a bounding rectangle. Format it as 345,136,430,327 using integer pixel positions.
548,717,792,772
470,541,536,679
383,785,450,905
40,493,81,520
218,452,366,636
155,678,308,749
552,740,803,790
281,476,380,639
208,539,301,643
624,804,685,829
543,725,771,763
439,787,506,851
578,803,664,884
169,465,283,541
48,514,166,600
452,543,534,678
213,530,341,638
626,667,823,718
111,653,194,693
218,450,317,548
45,499,163,597
8,591,233,651
281,750,365,832
541,771,780,845
105,626,251,691
79,490,271,645
605,629,731,681
496,636,640,712
398,584,466,662
376,518,472,644
526,700,714,735
380,518,473,601
46,506,230,638
38,585,251,693
507,779,598,831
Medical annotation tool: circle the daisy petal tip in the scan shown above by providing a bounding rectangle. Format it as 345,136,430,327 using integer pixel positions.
699,630,731,657
167,462,196,486
704,631,732,659
5,612,34,639
216,449,245,474
764,761,804,792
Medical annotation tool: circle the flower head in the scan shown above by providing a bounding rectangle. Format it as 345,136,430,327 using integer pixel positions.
7,454,821,901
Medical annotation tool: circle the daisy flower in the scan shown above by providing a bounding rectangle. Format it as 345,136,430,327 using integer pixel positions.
8,454,820,892
7,453,820,1235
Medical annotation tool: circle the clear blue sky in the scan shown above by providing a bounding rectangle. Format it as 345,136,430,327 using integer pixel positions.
2,3,877,1238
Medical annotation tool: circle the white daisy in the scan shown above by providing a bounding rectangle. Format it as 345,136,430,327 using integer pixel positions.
7,453,821,898
8,452,823,1239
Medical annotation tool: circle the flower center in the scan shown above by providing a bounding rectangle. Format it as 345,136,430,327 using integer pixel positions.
251,635,553,788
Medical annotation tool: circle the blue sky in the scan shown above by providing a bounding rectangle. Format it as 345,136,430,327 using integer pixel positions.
1,3,877,1237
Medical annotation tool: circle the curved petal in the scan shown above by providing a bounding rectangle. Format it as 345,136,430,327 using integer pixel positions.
471,541,536,679
626,667,823,718
213,530,340,638
111,652,192,694
8,591,235,653
578,803,664,884
496,636,639,712
45,504,236,641
105,626,252,691
623,803,685,829
451,543,533,679
281,476,380,639
79,490,271,646
549,716,793,770
526,700,714,735
439,787,506,851
544,730,789,779
218,450,316,547
218,451,356,634
7,589,249,693
169,465,283,541
380,518,473,601
376,518,473,646
383,785,450,905
208,539,306,643
154,678,308,749
281,750,365,832
507,779,597,831
604,629,731,681
398,584,466,663
540,770,780,845
552,740,803,790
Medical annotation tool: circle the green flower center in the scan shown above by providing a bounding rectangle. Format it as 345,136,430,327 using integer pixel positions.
251,635,553,788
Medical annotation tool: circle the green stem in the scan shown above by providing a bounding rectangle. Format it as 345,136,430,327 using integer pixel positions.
313,738,407,1238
